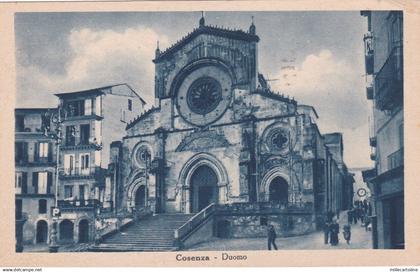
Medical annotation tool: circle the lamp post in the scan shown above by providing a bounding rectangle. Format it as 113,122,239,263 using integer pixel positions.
44,106,65,253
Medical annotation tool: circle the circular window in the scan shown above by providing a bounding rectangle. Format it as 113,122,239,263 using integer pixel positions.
186,77,222,115
268,130,289,151
134,145,151,166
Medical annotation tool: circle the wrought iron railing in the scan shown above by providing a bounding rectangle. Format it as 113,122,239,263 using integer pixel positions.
174,203,216,240
387,148,404,170
60,166,101,178
58,199,100,210
375,45,403,111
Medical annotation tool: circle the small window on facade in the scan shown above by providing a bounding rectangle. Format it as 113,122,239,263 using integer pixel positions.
80,153,90,174
80,124,90,145
39,199,47,214
15,115,25,132
128,99,132,111
64,185,73,199
65,126,76,146
39,142,49,158
38,172,48,194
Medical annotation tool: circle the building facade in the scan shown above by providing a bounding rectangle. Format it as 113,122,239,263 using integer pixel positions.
361,11,404,249
52,84,145,244
15,108,57,247
114,18,354,238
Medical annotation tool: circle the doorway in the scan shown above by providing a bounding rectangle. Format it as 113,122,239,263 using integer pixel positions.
190,165,219,213
59,219,74,242
269,177,288,205
135,185,146,210
36,220,48,244
78,219,89,243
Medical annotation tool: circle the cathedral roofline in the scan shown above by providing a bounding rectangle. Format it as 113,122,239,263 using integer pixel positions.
126,106,160,130
153,25,260,63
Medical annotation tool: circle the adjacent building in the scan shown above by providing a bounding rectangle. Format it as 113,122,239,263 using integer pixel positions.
15,108,57,247
53,83,146,243
361,11,404,249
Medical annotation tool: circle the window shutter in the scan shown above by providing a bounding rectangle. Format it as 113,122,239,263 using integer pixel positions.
32,172,38,193
47,172,53,194
34,142,39,162
48,142,53,162
23,142,28,162
22,172,28,194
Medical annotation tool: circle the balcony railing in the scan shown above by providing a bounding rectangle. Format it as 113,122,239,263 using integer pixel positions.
60,166,102,179
387,148,404,170
375,46,403,111
58,199,100,211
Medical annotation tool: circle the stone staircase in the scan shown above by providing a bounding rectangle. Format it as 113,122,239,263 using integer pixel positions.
89,213,195,252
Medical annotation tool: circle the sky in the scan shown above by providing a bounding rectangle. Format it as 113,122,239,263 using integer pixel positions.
14,11,373,168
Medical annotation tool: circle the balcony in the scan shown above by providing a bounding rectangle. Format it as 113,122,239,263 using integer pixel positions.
375,46,403,111
58,199,100,212
60,166,102,179
387,148,404,170
363,32,374,75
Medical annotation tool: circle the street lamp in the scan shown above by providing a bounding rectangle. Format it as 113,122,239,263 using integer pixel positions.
43,106,66,253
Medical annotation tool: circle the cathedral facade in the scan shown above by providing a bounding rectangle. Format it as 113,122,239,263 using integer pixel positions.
114,18,352,237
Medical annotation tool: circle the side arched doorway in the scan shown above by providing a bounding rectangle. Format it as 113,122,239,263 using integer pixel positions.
59,219,74,242
135,185,146,210
190,165,219,213
78,219,89,243
269,177,289,205
36,220,48,244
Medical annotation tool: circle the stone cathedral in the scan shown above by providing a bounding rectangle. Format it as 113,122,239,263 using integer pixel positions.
112,17,352,239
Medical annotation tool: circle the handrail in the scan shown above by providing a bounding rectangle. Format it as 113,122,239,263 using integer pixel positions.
174,203,216,239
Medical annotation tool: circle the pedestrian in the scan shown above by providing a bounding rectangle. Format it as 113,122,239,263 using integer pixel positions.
330,219,339,246
342,224,351,244
347,210,352,225
267,224,278,250
323,221,330,244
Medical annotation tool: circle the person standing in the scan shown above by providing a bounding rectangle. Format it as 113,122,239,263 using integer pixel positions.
342,224,351,244
323,221,331,244
267,225,278,250
330,220,340,246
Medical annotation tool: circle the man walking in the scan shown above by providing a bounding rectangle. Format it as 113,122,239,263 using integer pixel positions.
267,225,278,250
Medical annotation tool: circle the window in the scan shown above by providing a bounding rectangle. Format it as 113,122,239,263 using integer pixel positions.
33,172,51,194
80,153,90,175
64,154,75,175
39,142,49,158
80,124,90,145
128,99,132,111
39,172,48,192
94,121,102,145
15,172,28,194
65,100,84,117
84,99,93,115
64,185,73,199
15,115,25,132
15,199,22,219
79,185,86,200
38,199,47,214
65,126,76,146
15,142,28,163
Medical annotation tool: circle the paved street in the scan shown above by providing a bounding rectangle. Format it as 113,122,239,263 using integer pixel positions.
187,213,372,251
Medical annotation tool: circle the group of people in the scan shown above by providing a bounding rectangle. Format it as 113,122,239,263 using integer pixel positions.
347,200,372,231
323,218,347,246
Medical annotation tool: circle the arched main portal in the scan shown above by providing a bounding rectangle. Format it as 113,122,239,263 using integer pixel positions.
36,220,48,244
269,176,289,204
59,219,74,242
190,165,219,213
78,219,89,243
135,185,146,210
